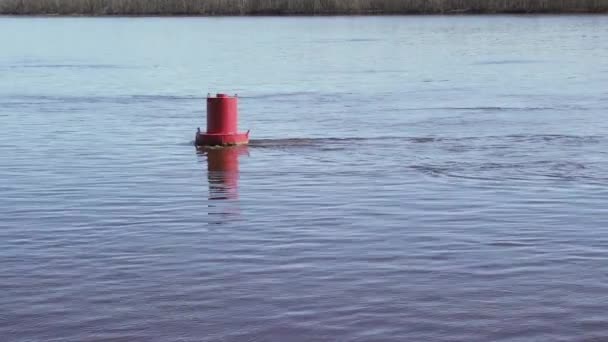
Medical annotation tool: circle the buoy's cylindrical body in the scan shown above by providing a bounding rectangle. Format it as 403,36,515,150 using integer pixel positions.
195,93,250,147
207,94,238,134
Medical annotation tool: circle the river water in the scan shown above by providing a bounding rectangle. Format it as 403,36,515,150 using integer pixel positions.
1,16,608,341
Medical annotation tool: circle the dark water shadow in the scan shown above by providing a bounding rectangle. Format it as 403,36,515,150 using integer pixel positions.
249,137,368,149
246,133,602,150
192,132,602,185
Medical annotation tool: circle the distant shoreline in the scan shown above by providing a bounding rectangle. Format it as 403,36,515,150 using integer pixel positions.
2,0,608,16
2,12,608,17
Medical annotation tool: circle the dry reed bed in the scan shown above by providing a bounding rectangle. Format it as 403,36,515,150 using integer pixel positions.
1,0,608,15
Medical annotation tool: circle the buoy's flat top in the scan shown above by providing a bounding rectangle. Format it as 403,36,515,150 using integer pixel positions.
207,93,237,99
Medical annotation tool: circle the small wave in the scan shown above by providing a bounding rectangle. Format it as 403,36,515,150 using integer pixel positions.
327,69,406,75
473,59,544,65
248,136,452,148
476,160,587,172
241,91,318,100
501,134,602,144
0,94,201,106
314,38,379,43
409,165,450,177
432,134,601,145
409,137,443,143
487,241,536,247
249,137,367,148
7,63,130,69
188,136,445,151
128,95,202,102
405,106,556,112
409,159,594,181
227,134,602,150
422,79,449,83
180,141,197,147
347,38,379,42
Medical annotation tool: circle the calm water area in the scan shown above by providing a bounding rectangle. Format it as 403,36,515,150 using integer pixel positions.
1,15,608,341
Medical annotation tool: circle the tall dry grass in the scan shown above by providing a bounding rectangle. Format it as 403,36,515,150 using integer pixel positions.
1,0,607,15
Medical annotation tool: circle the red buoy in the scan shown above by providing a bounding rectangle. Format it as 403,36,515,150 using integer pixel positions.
195,93,249,147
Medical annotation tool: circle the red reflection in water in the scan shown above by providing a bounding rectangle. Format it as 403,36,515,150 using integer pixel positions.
201,146,248,201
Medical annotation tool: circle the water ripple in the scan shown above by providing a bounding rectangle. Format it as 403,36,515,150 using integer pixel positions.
2,16,608,342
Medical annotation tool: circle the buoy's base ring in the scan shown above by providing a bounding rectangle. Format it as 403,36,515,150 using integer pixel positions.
195,132,249,147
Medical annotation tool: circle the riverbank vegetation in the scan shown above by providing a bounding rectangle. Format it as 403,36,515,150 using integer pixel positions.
1,0,607,15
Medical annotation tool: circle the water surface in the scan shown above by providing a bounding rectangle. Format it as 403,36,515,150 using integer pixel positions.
1,16,608,341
